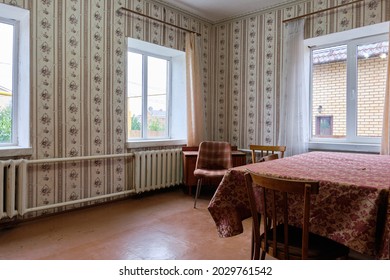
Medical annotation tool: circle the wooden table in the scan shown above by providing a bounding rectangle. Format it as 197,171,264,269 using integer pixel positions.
182,146,246,194
208,151,390,259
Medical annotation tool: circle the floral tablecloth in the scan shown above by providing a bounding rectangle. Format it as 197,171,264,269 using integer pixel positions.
208,151,390,259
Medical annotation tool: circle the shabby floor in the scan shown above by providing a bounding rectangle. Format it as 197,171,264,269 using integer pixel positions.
0,187,253,260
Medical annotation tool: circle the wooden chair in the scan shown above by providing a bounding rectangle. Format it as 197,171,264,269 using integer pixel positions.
249,145,286,163
244,171,350,260
193,141,233,208
260,153,279,162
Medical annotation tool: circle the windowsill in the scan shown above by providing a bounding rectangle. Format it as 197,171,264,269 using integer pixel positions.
308,141,380,154
0,146,33,158
126,139,187,149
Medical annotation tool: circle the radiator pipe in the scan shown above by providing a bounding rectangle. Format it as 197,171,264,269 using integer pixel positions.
26,152,134,164
21,189,136,215
17,153,135,216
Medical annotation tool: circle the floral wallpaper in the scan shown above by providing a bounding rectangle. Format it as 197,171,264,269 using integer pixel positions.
212,0,389,149
124,0,212,135
28,0,128,214
0,0,388,219
0,0,212,218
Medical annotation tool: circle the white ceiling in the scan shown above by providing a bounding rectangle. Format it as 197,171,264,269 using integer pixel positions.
157,0,300,22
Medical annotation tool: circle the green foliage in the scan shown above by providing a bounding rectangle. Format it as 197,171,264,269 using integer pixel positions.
130,115,165,133
148,117,165,131
0,105,12,143
131,115,141,130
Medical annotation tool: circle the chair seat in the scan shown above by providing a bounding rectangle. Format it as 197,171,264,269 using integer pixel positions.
194,168,227,178
192,141,233,208
262,224,350,260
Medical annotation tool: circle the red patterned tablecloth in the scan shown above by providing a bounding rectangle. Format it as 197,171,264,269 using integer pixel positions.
208,151,390,259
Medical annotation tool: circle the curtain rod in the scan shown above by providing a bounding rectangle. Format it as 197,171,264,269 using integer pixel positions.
283,0,363,23
119,7,201,36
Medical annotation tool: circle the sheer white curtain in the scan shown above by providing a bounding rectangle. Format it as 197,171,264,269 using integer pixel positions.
278,19,309,157
185,32,206,146
380,25,390,155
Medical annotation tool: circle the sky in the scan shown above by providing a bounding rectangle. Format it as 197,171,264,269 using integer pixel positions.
0,21,13,109
0,21,13,91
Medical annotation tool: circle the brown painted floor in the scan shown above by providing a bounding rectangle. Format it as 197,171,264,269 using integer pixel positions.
0,187,254,260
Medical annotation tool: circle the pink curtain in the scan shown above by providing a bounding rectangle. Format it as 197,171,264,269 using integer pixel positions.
185,32,206,146
381,27,390,155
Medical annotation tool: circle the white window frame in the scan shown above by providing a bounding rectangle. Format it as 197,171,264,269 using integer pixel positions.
0,17,18,146
126,38,187,149
305,22,389,153
0,4,30,156
128,49,171,140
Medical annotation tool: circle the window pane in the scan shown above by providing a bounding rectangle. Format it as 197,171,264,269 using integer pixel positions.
147,56,168,138
127,52,143,138
312,45,347,139
0,22,14,144
357,41,388,137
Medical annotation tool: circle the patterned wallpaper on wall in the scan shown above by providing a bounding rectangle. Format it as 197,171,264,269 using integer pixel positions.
0,0,388,219
124,0,213,138
213,11,283,149
0,0,129,216
211,0,389,151
0,0,212,218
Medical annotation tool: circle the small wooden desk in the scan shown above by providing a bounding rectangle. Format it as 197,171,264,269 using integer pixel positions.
182,146,247,194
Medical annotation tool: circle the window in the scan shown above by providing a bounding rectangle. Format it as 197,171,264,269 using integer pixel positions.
307,22,389,152
128,51,169,139
0,20,14,144
126,38,186,147
0,4,30,151
315,116,333,136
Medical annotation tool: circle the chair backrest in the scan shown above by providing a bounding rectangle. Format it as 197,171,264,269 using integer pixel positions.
195,141,233,170
245,171,319,259
249,145,286,163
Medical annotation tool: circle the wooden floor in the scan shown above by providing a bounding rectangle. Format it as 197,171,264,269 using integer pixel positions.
0,187,253,260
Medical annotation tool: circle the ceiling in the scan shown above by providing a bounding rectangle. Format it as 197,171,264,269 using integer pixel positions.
157,0,300,22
